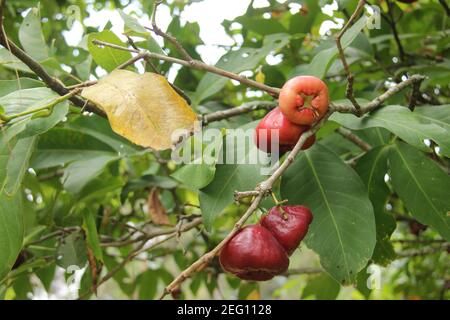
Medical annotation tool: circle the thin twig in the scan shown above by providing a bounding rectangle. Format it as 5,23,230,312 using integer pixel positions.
202,101,276,125
391,239,446,245
116,52,148,70
234,190,261,202
24,227,80,247
100,218,201,247
284,267,323,276
335,0,365,116
78,217,202,299
386,0,405,61
336,127,372,151
150,0,192,61
396,243,449,257
331,74,426,114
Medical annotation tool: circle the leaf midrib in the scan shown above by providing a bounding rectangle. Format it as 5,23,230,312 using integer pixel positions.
305,153,351,281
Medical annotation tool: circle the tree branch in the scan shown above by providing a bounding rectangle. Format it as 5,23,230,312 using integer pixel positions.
150,0,192,61
396,243,449,258
201,101,277,125
92,39,281,97
78,217,202,299
336,127,372,151
331,74,426,114
0,19,105,117
335,0,366,116
386,0,405,61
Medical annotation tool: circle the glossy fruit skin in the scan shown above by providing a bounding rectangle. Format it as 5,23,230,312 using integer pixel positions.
254,107,316,153
279,76,329,125
219,225,289,281
260,206,313,256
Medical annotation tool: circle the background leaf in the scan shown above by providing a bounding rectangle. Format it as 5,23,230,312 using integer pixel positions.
332,105,450,157
0,192,24,281
87,30,132,72
388,142,450,241
18,8,49,61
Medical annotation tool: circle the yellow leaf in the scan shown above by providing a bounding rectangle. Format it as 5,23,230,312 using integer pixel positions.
82,70,197,150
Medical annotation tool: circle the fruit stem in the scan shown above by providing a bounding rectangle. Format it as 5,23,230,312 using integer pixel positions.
271,192,289,220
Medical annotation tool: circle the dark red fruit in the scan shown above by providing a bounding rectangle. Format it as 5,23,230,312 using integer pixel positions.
260,206,313,256
254,107,316,153
219,225,289,281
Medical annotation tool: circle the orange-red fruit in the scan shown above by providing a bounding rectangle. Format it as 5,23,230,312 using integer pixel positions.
254,107,316,153
279,76,329,125
219,225,289,281
260,206,313,256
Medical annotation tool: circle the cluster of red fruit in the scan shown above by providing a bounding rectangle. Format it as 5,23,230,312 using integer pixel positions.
220,206,313,280
254,75,329,153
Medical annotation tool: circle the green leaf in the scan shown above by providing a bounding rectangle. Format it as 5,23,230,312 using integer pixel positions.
355,146,396,265
280,144,376,284
75,56,93,81
332,105,450,157
194,33,290,103
289,0,321,34
138,270,158,300
78,176,124,203
414,104,450,132
236,16,287,36
0,78,43,98
3,136,37,196
32,128,117,170
307,16,367,78
119,10,147,35
55,232,87,269
18,101,69,139
63,155,119,194
18,8,49,61
171,164,216,190
0,87,58,116
199,126,269,230
0,48,32,73
0,192,24,281
66,114,138,155
0,133,11,186
82,208,104,263
87,30,133,72
302,273,341,300
388,142,450,241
